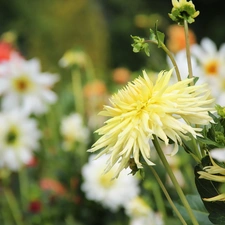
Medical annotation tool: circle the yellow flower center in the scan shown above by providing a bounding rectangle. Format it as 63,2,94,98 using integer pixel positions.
99,171,115,188
12,75,34,93
5,126,19,146
204,59,219,76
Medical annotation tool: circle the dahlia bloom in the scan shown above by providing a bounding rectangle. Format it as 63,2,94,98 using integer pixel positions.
81,154,140,212
0,110,41,170
0,58,59,115
89,69,214,177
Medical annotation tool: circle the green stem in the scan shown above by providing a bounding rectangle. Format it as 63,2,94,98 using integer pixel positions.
145,40,181,81
72,69,85,116
85,55,96,82
151,182,167,219
3,188,24,225
150,166,187,225
191,136,202,161
46,106,61,153
161,43,182,81
152,136,199,225
19,169,28,211
184,20,194,82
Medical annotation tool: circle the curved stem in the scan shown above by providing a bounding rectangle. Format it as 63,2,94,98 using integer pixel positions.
150,166,187,225
145,40,181,81
161,43,182,81
184,20,194,83
152,136,199,225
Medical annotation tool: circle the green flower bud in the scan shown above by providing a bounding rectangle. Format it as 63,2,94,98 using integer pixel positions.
169,0,200,25
215,131,225,146
216,105,225,118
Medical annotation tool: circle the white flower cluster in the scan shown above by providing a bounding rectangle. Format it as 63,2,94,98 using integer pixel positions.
0,51,59,170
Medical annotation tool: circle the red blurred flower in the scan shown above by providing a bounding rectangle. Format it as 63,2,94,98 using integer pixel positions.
28,200,42,213
0,42,12,62
26,157,38,167
0,41,21,62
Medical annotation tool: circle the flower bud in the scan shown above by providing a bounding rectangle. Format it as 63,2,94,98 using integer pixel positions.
169,0,200,25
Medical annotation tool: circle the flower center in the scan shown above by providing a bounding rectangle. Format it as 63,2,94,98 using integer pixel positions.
204,59,219,76
99,171,115,188
12,75,34,93
6,126,19,146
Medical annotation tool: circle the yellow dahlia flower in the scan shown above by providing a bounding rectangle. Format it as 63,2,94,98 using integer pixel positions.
89,69,214,178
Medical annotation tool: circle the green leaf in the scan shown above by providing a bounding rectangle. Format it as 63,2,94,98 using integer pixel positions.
130,35,150,56
209,211,225,225
197,137,221,148
174,195,214,225
149,29,158,43
154,22,165,48
149,23,165,49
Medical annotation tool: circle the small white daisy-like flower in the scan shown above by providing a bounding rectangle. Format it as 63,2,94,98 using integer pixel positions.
60,113,89,150
172,38,225,104
191,38,225,104
0,58,59,115
0,110,41,170
125,197,164,225
81,154,140,212
89,69,214,178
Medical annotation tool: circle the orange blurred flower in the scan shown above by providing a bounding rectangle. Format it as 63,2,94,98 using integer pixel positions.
83,80,107,98
40,178,67,196
166,24,196,53
112,67,131,84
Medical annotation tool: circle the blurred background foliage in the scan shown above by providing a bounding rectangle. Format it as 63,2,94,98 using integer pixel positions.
0,0,109,77
1,0,225,76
